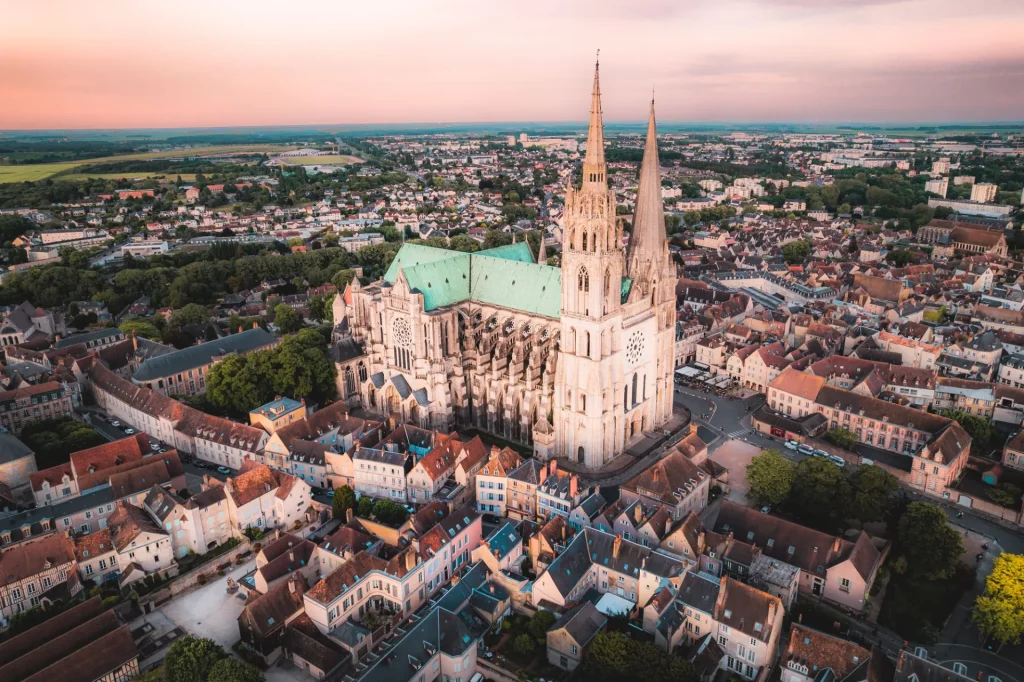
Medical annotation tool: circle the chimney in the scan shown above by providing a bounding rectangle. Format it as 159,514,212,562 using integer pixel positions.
538,466,548,486
549,459,557,476
561,524,566,542
832,536,841,555
288,577,296,593
131,329,138,352
355,439,361,451
594,485,600,496
633,503,642,524
641,555,647,570
253,321,259,329
346,508,353,523
569,475,578,500
697,531,705,551
406,550,416,571
613,535,622,558
493,548,500,560
489,583,495,594
238,326,244,334
203,474,210,487
689,422,698,436
289,551,295,563
767,599,777,626
224,478,233,493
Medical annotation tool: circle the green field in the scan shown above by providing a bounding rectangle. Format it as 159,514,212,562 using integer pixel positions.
272,154,363,166
0,162,87,182
0,144,301,183
56,172,198,182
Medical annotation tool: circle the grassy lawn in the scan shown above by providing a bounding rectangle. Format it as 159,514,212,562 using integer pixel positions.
878,565,974,642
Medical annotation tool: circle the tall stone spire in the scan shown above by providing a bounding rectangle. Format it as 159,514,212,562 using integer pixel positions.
581,53,606,190
626,97,666,280
538,232,547,264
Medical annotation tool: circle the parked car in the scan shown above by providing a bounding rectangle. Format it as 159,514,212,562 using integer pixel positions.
110,420,121,428
812,449,829,459
326,489,335,497
784,440,799,451
193,461,208,469
124,428,136,435
797,444,815,456
151,443,161,452
216,466,232,475
829,455,846,468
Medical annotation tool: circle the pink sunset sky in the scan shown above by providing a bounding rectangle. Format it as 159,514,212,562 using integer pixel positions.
2,0,1024,129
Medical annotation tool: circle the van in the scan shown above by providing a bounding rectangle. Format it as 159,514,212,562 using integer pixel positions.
829,455,846,468
797,444,815,456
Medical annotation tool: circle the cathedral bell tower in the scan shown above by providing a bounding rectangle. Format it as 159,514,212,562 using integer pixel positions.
554,57,627,469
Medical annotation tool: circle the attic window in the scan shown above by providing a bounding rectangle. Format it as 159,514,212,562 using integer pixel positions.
267,617,275,625
754,622,763,632
724,609,732,618
746,531,755,541
767,539,774,548
804,637,811,645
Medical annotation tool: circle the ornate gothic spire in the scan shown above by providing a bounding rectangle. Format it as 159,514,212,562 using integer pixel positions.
626,97,666,278
581,53,606,190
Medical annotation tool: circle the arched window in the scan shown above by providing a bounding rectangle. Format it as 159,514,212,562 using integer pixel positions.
584,331,591,357
344,367,356,395
577,446,585,463
631,374,638,406
357,362,367,383
643,374,648,401
582,232,588,252
581,394,587,413
578,267,589,292
623,386,629,411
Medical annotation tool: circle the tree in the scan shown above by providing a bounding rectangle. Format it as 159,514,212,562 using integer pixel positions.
449,234,480,253
120,319,162,340
782,239,812,264
357,496,374,517
330,268,357,290
169,303,210,328
207,658,263,682
527,609,557,640
584,631,699,682
940,409,992,452
746,449,792,507
273,304,303,333
164,636,225,682
790,457,851,528
482,230,513,250
973,554,1024,650
826,428,858,450
372,499,408,526
332,485,356,519
896,502,964,580
512,633,536,657
847,465,899,522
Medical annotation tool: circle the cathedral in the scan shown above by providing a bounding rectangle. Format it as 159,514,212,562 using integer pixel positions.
332,61,677,470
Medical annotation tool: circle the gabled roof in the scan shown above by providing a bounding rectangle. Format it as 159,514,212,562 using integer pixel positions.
549,601,607,647
383,242,562,318
133,327,277,381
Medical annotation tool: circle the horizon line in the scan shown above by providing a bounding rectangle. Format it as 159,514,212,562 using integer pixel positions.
4,119,1024,135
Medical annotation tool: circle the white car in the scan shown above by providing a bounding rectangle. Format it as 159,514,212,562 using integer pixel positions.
829,455,846,468
124,428,136,435
784,440,798,451
110,420,121,428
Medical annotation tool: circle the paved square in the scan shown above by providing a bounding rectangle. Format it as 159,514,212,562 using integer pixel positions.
160,558,255,650
710,438,766,504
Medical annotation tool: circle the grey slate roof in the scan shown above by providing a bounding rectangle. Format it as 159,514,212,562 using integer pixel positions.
53,328,124,349
132,327,277,381
550,601,607,647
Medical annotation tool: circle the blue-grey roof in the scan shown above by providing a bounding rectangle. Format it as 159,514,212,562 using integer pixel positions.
53,328,125,349
132,327,277,381
484,521,522,561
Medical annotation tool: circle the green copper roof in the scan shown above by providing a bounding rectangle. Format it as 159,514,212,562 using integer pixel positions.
477,241,535,263
383,242,561,318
